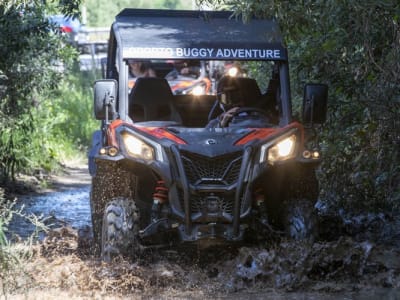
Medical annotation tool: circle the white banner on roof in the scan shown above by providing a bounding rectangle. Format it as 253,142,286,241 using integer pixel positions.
124,47,282,60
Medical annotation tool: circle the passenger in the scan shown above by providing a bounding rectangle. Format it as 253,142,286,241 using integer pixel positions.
179,61,201,77
165,60,201,80
128,60,156,78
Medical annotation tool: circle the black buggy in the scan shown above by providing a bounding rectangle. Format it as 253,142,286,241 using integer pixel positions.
89,9,328,260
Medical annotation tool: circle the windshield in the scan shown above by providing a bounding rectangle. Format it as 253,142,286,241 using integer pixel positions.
125,58,281,127
126,59,277,96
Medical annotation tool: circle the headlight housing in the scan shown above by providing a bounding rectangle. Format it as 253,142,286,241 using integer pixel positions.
122,132,154,161
260,131,298,164
268,135,296,162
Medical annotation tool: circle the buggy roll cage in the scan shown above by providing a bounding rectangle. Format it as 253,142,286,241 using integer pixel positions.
104,9,292,125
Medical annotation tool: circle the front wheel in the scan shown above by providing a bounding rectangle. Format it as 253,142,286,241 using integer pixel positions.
283,198,317,240
101,197,141,261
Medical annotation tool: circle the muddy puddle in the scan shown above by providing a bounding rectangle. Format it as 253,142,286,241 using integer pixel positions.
7,186,91,240
5,185,400,298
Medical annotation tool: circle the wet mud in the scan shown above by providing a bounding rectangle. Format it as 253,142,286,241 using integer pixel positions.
5,168,400,299
9,222,399,299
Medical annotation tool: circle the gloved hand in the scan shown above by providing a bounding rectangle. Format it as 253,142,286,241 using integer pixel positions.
219,107,240,127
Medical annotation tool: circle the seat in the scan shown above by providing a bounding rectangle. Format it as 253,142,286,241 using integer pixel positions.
129,77,182,123
207,77,264,122
228,77,278,116
217,76,262,107
232,77,262,106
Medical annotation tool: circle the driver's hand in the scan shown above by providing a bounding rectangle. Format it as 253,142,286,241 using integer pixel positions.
220,107,240,127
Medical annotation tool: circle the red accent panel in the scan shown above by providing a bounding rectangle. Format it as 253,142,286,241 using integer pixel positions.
106,120,187,146
235,128,276,145
235,122,304,145
107,119,124,147
137,127,187,144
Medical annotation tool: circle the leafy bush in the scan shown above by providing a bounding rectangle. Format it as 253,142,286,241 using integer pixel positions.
84,0,193,27
48,70,100,149
12,70,99,177
198,0,400,214
0,2,100,181
0,3,73,181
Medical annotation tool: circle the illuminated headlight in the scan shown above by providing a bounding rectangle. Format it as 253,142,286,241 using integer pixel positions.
191,85,205,96
260,134,297,163
228,67,239,77
122,133,154,161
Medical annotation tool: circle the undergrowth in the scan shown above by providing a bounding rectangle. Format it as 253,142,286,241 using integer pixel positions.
0,188,48,296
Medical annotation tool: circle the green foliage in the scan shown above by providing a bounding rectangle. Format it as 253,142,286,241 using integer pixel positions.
42,70,100,151
0,1,95,182
5,69,100,176
0,3,67,181
197,0,400,214
283,1,400,213
83,0,193,27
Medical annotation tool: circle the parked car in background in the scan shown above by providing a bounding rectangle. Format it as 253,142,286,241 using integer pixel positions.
49,14,82,45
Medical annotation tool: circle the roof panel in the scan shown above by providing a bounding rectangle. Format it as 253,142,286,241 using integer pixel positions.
113,9,287,61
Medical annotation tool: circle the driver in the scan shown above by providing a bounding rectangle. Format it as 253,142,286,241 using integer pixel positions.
206,76,270,128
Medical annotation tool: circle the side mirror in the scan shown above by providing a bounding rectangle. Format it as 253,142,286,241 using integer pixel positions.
94,79,117,121
302,83,328,125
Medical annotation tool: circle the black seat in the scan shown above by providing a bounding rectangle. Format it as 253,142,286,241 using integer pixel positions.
207,77,264,122
217,76,262,106
230,77,277,115
232,77,262,106
129,77,182,123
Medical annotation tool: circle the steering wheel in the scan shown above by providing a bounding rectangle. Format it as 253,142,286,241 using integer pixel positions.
224,106,271,127
231,106,269,117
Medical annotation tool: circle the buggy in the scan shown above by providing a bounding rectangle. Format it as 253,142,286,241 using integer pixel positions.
88,9,328,260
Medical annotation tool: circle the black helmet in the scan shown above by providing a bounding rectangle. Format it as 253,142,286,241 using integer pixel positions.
217,76,243,109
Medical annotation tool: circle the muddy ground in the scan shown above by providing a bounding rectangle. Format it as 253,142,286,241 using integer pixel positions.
2,164,400,299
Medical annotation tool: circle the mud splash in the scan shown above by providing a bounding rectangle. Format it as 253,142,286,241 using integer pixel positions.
8,224,399,299
5,167,400,298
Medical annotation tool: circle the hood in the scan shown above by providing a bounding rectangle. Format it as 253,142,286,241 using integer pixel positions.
143,126,278,157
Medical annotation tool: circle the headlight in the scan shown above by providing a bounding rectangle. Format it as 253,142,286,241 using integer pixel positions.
122,133,154,161
191,85,205,96
269,135,296,160
227,67,239,77
260,133,297,163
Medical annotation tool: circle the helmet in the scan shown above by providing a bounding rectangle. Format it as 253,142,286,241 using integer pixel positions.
217,76,243,109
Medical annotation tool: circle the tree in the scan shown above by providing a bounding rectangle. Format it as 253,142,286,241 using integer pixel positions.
0,0,81,182
83,0,193,27
197,0,400,213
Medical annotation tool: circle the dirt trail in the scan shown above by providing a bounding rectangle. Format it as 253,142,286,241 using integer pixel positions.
4,164,400,299
37,161,91,193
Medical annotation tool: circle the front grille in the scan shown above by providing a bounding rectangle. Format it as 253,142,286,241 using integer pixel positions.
180,151,243,185
178,190,235,215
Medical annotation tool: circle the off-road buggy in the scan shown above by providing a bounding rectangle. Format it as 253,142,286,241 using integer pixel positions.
89,9,328,260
